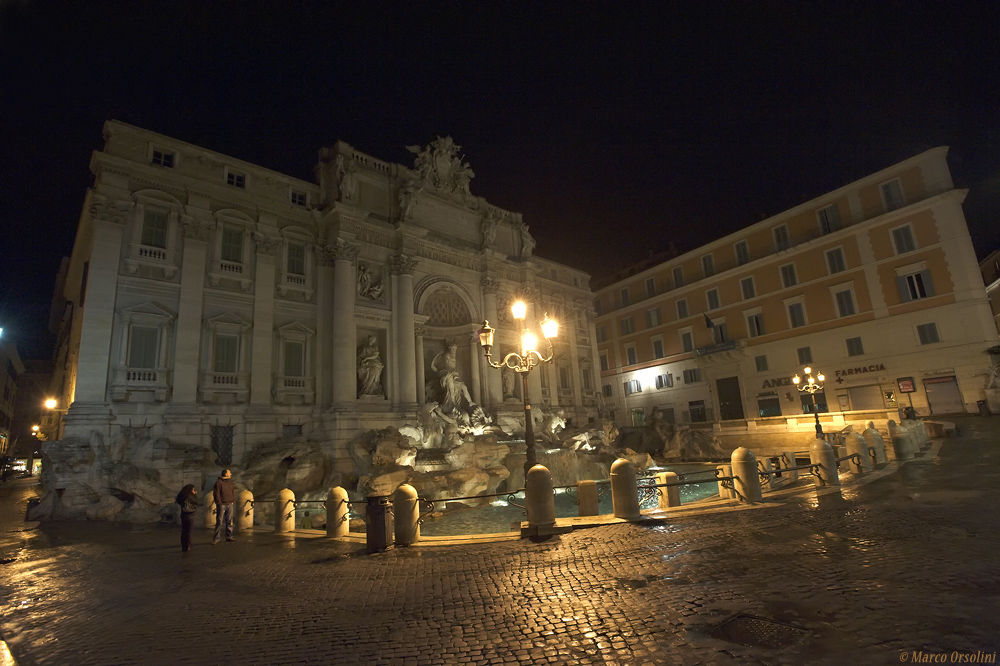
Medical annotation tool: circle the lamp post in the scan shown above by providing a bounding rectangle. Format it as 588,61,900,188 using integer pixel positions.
792,366,825,438
478,301,558,476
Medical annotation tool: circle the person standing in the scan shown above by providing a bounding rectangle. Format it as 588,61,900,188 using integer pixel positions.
175,484,199,553
212,469,236,544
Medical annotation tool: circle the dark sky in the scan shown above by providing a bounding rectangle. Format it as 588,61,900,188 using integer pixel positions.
2,1,998,358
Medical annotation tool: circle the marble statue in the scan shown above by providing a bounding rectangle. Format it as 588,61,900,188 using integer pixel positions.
357,264,385,302
335,154,358,201
501,366,515,399
481,216,498,247
519,222,536,258
357,335,384,397
431,340,474,416
406,136,475,196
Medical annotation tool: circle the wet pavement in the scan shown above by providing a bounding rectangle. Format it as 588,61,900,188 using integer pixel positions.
1,416,999,665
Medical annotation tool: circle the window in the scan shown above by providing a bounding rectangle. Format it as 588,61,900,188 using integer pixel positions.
619,288,630,307
735,240,750,266
746,312,764,338
787,302,806,328
624,379,642,395
740,277,755,300
702,254,715,277
620,317,635,336
226,170,246,188
652,339,664,359
128,326,159,369
683,368,701,384
706,289,720,310
582,367,593,391
688,400,707,422
754,355,768,372
600,353,609,372
773,225,790,251
712,322,728,344
891,225,916,254
780,263,797,288
287,242,306,275
676,299,688,319
141,209,169,248
220,225,243,263
826,248,846,274
602,384,613,398
818,204,840,234
559,366,570,390
917,323,940,345
835,288,856,317
291,191,307,207
846,337,865,357
645,277,656,297
626,346,638,365
213,334,239,373
898,269,935,302
672,266,684,288
757,394,782,417
680,331,694,353
881,180,905,211
646,308,660,328
210,425,234,466
655,373,673,389
284,341,305,377
797,346,812,364
596,326,607,343
152,150,174,168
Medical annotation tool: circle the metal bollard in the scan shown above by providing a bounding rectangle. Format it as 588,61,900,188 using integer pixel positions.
393,484,420,547
717,464,734,499
365,495,394,553
526,464,556,528
863,422,888,465
844,432,872,473
655,472,680,509
236,489,254,531
610,458,641,519
809,438,840,486
274,488,295,533
576,479,599,516
326,487,349,538
204,495,217,529
890,422,913,460
731,447,763,502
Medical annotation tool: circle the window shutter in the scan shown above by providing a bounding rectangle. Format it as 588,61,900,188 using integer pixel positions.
921,270,935,297
897,276,912,304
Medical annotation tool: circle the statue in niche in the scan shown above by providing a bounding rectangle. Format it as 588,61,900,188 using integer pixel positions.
398,177,421,221
481,216,498,247
335,154,358,201
430,340,474,417
357,264,385,302
501,366,515,400
357,335,384,397
519,222,536,258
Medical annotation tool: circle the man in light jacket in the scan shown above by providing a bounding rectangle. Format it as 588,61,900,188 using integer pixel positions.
212,469,236,544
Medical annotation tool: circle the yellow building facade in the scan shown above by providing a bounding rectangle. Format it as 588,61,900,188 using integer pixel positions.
594,147,998,433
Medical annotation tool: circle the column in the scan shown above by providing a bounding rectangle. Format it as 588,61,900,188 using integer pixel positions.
331,241,358,407
568,308,584,410
390,255,419,409
481,277,503,410
250,234,279,405
468,337,481,405
314,246,336,408
172,216,211,403
415,326,426,405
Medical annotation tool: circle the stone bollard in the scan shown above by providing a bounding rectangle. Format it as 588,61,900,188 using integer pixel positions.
326,487,350,537
394,484,420,547
890,422,913,460
204,495,216,529
809,438,841,486
844,432,872,473
717,464,734,499
863,421,888,465
780,452,799,483
275,488,295,533
610,458,641,519
525,464,556,528
576,480,599,516
655,472,680,509
236,490,254,531
731,447,763,502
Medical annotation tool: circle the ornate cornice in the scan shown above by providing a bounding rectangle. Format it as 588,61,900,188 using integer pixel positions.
388,254,419,276
481,276,501,294
328,239,359,262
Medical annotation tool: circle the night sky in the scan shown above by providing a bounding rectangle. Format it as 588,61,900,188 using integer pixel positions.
2,1,997,359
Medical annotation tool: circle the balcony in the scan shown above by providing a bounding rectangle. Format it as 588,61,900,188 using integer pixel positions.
200,371,250,403
274,375,315,405
110,366,171,402
124,242,178,279
695,339,746,363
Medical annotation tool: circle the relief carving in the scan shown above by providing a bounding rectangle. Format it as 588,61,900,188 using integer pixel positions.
406,136,474,197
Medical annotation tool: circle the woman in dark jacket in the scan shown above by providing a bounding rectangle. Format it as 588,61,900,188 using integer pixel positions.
176,484,199,552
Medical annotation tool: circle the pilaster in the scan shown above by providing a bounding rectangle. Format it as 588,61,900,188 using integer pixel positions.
331,240,359,407
172,215,211,402
250,233,279,405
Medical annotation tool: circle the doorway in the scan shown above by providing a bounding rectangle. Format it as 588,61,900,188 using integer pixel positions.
716,376,745,420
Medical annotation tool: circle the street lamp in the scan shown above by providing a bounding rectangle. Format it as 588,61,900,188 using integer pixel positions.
792,366,825,437
478,301,558,475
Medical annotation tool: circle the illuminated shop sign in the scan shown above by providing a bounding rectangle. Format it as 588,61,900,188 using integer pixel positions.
834,363,886,378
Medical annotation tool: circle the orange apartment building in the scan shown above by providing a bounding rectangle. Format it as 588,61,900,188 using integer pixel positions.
594,147,999,434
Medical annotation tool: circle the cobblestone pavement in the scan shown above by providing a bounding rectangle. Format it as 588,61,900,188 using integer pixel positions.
2,417,1000,665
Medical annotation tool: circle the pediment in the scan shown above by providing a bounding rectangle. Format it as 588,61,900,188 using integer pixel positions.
121,301,175,319
207,312,252,328
275,321,315,335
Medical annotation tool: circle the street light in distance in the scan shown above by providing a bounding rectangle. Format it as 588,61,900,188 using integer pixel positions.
792,366,826,438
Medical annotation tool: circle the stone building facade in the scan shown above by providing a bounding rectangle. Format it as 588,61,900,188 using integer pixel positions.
594,147,999,436
52,121,599,482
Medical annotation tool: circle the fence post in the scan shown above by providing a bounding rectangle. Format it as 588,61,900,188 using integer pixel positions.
655,472,680,509
576,480,599,516
610,458,640,519
326,487,349,537
717,464,734,499
394,484,420,547
525,464,556,528
275,488,295,533
731,447,762,503
863,421,888,465
809,438,840,486
236,490,254,531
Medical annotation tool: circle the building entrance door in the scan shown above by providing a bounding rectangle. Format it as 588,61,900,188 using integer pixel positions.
923,376,965,414
716,376,745,421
